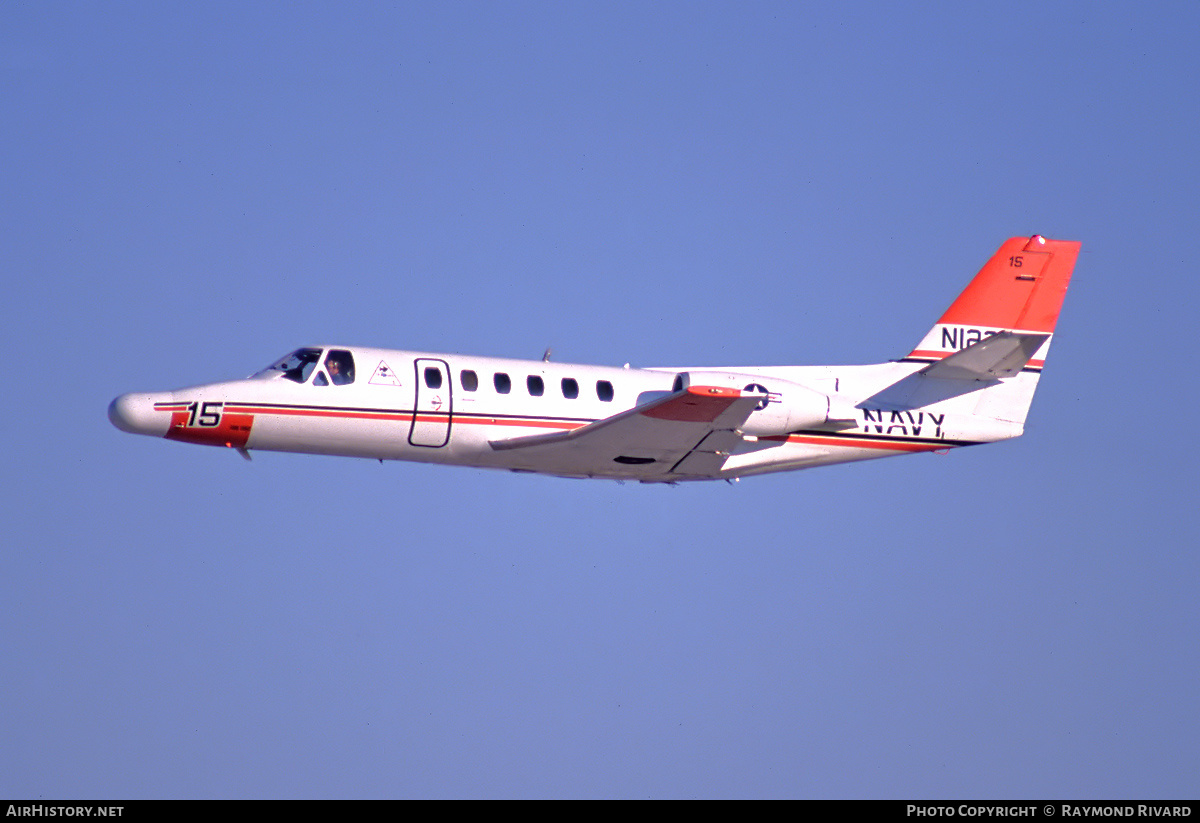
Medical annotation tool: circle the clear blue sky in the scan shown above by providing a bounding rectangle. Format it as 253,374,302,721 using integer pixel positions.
3,1,1198,799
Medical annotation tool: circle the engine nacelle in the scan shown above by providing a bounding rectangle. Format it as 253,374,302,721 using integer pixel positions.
674,371,855,437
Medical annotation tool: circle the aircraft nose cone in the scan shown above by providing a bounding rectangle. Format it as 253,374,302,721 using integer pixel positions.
108,393,170,437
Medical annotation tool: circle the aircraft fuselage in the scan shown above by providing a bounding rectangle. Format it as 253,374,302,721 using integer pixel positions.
109,345,1012,482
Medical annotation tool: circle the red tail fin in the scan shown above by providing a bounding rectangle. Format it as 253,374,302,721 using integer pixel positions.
909,235,1080,364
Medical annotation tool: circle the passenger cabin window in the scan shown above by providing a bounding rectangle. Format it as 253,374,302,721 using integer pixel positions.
597,380,614,402
527,375,544,396
424,367,442,389
494,372,511,394
324,350,355,385
461,370,479,391
561,378,579,399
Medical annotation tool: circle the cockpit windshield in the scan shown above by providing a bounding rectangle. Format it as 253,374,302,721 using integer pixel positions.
254,348,323,383
253,348,357,385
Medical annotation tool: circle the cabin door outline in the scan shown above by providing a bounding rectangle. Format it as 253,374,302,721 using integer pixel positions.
409,358,452,447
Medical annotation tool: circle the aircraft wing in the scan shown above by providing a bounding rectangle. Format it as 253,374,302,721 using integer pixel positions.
488,385,763,479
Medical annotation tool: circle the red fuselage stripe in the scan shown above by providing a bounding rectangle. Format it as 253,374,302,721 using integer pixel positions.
156,403,957,453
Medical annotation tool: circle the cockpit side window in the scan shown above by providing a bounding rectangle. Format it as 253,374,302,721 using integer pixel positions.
257,348,323,383
324,350,355,385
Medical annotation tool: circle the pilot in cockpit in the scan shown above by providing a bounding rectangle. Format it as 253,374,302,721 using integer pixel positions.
326,353,351,385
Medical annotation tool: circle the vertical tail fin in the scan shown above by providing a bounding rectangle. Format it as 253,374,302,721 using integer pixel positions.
907,235,1080,370
890,235,1080,427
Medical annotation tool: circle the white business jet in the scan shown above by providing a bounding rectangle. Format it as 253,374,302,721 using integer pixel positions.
110,236,1079,483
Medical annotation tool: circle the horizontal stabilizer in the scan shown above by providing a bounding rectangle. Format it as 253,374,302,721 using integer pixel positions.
918,331,1050,381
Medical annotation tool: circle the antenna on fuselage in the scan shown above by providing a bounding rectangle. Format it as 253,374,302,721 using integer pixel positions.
542,347,552,362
